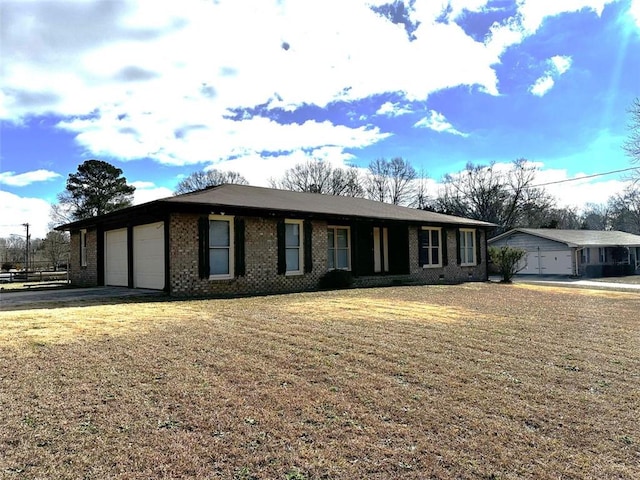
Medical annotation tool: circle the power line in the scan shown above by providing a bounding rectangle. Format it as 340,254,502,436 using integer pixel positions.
530,166,638,188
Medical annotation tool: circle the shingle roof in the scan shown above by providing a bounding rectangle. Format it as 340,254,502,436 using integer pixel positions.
490,228,640,247
56,184,496,231
164,184,495,226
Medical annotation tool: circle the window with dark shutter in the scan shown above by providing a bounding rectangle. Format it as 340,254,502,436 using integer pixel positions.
198,216,210,279
304,219,313,273
442,229,448,266
418,227,442,268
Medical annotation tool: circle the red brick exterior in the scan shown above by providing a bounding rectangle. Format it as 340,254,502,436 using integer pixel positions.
68,213,488,296
168,214,327,296
69,228,98,287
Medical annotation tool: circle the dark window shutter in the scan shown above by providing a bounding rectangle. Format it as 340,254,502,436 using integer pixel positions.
388,225,409,274
475,230,481,265
198,216,210,279
456,229,462,265
418,229,428,266
441,229,448,266
304,219,313,273
235,217,245,277
277,219,286,275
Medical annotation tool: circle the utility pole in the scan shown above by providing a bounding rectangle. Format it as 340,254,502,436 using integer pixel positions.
22,223,30,276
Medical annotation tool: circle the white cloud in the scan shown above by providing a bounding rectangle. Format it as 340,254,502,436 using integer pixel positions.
534,168,630,209
57,114,390,166
550,55,572,74
131,182,173,204
414,110,469,137
530,75,556,97
630,0,640,28
0,0,620,171
0,190,52,238
210,146,358,187
0,169,60,187
377,102,412,117
529,55,572,96
517,0,614,34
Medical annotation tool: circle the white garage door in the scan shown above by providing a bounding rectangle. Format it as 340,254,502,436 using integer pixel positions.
521,250,573,275
133,222,165,290
105,228,128,286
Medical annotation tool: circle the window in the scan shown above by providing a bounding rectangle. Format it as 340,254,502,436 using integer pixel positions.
580,248,590,264
373,227,389,273
459,229,476,266
209,216,234,278
327,226,350,270
285,220,303,275
420,227,442,267
80,229,87,267
598,247,606,263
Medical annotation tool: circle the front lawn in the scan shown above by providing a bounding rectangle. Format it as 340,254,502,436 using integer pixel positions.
1,283,638,479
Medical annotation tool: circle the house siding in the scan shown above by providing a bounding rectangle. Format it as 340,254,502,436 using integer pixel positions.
69,228,98,286
489,232,567,251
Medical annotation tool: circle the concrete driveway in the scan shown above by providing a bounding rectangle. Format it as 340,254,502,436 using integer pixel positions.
0,286,166,311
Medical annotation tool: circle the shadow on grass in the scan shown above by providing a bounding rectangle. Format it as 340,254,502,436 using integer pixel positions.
0,286,172,312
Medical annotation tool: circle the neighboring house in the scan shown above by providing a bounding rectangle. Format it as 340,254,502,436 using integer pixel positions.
56,184,495,296
488,228,640,277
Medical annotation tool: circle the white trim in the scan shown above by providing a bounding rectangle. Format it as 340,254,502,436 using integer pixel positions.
459,228,476,266
80,229,87,267
208,215,234,280
285,219,304,276
327,225,351,270
420,226,442,268
373,226,389,273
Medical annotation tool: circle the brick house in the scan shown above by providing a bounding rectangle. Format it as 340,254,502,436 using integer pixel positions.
56,184,495,296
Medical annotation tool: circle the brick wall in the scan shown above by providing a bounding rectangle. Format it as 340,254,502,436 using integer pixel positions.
168,214,327,296
168,214,487,297
408,226,487,283
69,229,98,286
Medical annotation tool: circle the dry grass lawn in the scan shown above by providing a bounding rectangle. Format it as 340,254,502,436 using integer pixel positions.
1,283,638,479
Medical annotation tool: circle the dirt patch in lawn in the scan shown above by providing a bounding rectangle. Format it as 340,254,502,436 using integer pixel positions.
1,283,638,479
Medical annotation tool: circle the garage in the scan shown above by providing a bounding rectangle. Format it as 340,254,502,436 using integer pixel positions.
105,228,128,286
520,250,573,275
133,222,165,290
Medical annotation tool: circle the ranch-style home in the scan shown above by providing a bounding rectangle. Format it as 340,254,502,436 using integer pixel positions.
56,184,495,296
488,228,640,277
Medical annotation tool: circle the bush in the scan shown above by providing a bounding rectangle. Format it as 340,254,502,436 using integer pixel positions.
318,269,353,290
488,245,527,283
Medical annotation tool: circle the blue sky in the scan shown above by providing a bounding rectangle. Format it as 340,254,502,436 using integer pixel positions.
1,0,639,238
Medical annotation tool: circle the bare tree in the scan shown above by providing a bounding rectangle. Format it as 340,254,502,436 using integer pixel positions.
581,203,612,230
270,160,333,193
623,97,640,183
365,158,391,203
270,160,364,196
328,166,364,197
412,171,432,210
49,202,74,229
609,187,640,234
41,230,70,271
387,157,417,205
174,169,248,195
434,159,554,233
